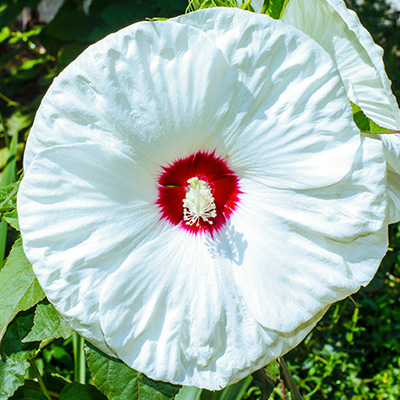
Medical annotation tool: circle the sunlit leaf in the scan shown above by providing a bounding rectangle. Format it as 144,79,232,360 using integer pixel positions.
0,26,11,43
0,181,19,214
175,386,202,400
351,102,400,134
0,143,24,171
0,131,19,263
0,352,34,400
261,0,289,18
186,0,237,12
0,239,45,341
177,376,253,400
23,302,74,343
0,310,38,400
85,344,174,400
7,26,43,45
219,375,253,400
3,209,19,231
0,131,18,187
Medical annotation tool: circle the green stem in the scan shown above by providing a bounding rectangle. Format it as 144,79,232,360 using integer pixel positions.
0,92,19,107
29,359,52,400
73,332,86,384
261,0,270,14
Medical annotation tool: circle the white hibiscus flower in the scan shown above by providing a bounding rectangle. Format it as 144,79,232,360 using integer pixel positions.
18,7,389,390
279,0,400,223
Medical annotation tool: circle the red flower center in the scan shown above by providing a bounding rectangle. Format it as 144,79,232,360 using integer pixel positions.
157,151,241,234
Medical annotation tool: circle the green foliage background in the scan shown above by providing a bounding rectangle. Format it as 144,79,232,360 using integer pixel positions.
0,0,400,399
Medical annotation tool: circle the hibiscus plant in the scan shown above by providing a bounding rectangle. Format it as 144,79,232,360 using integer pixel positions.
1,0,400,399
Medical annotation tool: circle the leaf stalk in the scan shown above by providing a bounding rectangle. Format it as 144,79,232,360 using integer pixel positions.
29,359,53,400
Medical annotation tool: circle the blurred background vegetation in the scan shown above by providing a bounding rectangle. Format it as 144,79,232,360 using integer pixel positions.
1,0,400,399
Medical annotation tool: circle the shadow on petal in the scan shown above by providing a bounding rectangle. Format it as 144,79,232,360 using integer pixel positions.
205,222,248,265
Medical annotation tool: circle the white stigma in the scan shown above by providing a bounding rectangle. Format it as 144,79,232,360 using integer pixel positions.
183,177,217,227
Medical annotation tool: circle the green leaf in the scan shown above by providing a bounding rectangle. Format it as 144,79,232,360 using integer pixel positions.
7,26,43,45
139,375,180,398
351,102,400,134
57,42,88,70
17,58,48,72
23,302,74,343
190,376,252,400
44,1,103,43
100,2,158,30
261,0,288,18
175,387,202,400
85,343,172,400
279,357,303,400
0,26,11,44
0,353,34,400
1,309,37,356
59,382,108,400
266,360,280,381
0,148,11,170
3,209,19,231
0,179,20,233
0,130,19,263
0,181,19,215
0,239,45,341
156,0,188,16
219,375,253,400
0,310,38,400
186,0,237,12
10,387,47,400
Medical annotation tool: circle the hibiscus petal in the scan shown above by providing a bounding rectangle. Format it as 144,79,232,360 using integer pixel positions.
99,223,329,389
18,143,166,353
172,8,360,190
23,19,240,174
381,133,400,222
281,0,400,224
231,135,388,331
281,0,400,130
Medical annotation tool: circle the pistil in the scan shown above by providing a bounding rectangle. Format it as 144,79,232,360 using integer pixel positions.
183,177,217,226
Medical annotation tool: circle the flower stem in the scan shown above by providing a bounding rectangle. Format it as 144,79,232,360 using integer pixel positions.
73,332,86,384
278,357,303,400
29,359,52,400
280,378,288,400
